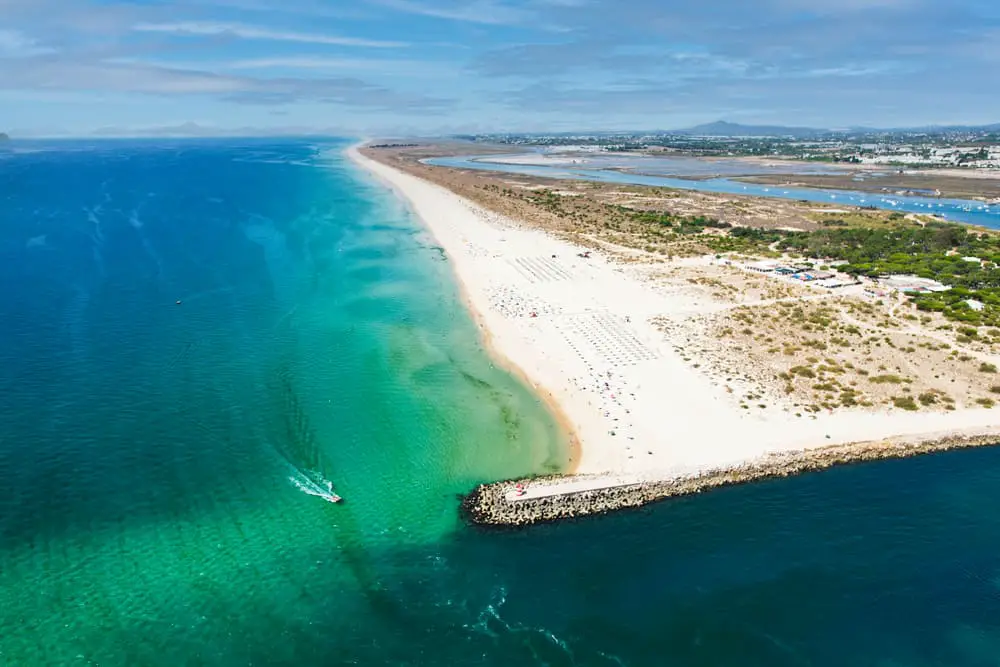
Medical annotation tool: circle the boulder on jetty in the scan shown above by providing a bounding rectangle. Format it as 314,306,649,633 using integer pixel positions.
461,433,1000,528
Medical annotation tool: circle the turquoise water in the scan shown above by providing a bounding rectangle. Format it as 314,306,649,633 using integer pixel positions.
3,139,1000,666
0,139,566,664
428,154,1000,228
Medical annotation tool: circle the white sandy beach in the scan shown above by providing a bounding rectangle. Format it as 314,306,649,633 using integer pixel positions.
349,146,1000,486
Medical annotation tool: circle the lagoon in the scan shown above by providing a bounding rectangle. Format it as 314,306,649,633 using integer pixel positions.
428,153,1000,228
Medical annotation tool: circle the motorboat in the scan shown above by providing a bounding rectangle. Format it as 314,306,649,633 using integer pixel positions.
325,481,343,503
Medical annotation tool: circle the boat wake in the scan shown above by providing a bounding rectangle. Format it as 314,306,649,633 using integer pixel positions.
267,362,342,503
463,586,628,665
288,468,341,503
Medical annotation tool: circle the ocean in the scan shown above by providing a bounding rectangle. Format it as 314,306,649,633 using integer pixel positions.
2,139,1000,666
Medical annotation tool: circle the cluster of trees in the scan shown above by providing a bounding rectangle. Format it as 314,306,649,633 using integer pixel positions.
624,211,1000,281
624,208,732,233
624,207,800,252
772,221,1000,326
729,227,789,243
957,147,991,164
777,224,1000,288
627,208,1000,324
913,288,1000,326
623,207,1000,325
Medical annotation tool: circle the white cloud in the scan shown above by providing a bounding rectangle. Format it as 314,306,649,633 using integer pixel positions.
370,0,532,25
0,28,54,57
801,63,899,77
0,56,451,109
219,56,458,77
174,0,374,19
223,57,402,70
132,21,408,48
773,0,917,11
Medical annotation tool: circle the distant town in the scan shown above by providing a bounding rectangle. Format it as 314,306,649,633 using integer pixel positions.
461,122,1000,170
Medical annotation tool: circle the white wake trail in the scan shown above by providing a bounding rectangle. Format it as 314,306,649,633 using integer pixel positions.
288,467,340,503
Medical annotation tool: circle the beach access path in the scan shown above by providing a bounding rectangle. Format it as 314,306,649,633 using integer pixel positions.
349,145,1000,483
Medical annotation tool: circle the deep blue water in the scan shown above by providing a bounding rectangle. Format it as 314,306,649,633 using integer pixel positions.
3,138,1000,666
428,154,1000,228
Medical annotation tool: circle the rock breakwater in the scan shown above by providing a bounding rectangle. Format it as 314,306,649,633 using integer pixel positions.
461,432,1000,527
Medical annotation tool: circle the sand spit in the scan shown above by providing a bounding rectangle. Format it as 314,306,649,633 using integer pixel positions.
462,430,1000,527
349,144,1000,522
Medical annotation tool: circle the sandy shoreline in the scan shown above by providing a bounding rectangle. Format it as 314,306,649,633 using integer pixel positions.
348,144,1000,488
348,145,583,471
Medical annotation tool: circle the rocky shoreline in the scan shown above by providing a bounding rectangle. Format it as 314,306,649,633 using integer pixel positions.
461,433,1000,527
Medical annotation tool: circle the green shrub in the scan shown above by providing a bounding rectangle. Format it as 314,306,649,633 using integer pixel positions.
870,374,905,384
918,392,938,406
893,396,919,411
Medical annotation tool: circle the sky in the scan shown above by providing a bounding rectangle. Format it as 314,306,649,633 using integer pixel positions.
0,0,998,136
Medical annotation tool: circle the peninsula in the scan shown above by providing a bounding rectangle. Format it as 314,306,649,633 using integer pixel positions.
351,142,1000,525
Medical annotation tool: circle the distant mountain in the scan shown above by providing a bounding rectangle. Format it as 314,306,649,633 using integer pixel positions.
0,132,10,141
673,121,832,138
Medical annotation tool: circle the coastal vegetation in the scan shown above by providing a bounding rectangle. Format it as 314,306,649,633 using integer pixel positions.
777,223,993,282
599,200,1000,328
472,175,1000,329
772,222,1000,327
617,210,1000,326
672,294,1000,414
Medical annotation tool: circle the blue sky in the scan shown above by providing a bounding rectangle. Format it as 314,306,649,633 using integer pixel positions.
1,0,998,136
